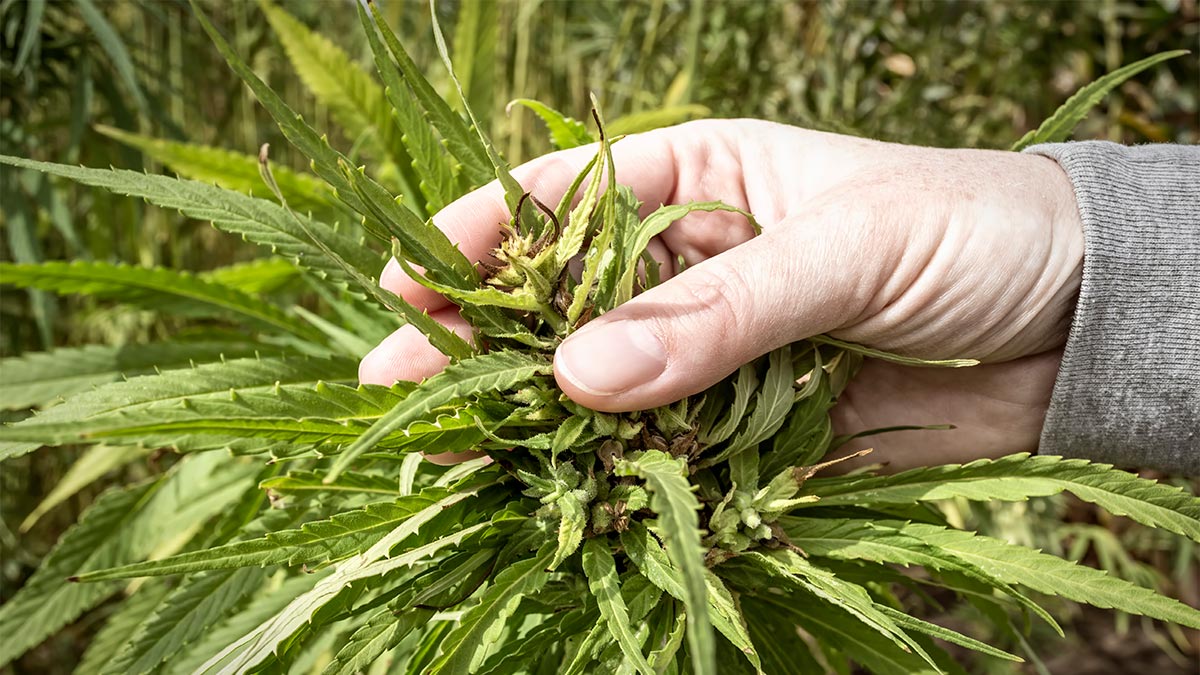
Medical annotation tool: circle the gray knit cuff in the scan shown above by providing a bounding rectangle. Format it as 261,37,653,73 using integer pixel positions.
1023,141,1200,475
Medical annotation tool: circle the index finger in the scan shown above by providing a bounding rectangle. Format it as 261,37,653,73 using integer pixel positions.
380,122,722,311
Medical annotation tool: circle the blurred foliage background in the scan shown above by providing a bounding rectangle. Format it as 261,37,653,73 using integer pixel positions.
1,0,1197,672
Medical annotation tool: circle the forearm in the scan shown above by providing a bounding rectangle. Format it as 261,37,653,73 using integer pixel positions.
1025,141,1200,474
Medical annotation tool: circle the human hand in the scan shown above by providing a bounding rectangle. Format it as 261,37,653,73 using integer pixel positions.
358,119,1083,471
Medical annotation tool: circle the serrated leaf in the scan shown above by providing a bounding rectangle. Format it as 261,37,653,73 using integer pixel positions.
475,608,596,675
190,0,477,290
583,538,655,675
893,521,1200,629
803,454,1200,542
356,1,456,211
0,453,254,668
744,594,937,675
615,450,714,675
330,350,553,480
508,99,594,150
699,364,758,446
103,567,270,675
0,340,276,410
367,1,492,189
0,155,377,292
20,445,149,532
94,125,339,217
703,345,793,467
702,571,763,674
430,543,556,675
873,605,1023,663
260,0,423,209
1011,50,1189,150
0,260,323,342
203,258,302,294
75,580,172,675
779,517,1059,634
75,478,497,580
164,571,326,675
551,493,587,571
196,510,492,674
615,201,756,306
261,470,401,497
0,355,360,457
742,550,938,670
325,607,434,675
740,598,824,675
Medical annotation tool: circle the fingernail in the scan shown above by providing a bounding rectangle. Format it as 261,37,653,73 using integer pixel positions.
556,321,667,395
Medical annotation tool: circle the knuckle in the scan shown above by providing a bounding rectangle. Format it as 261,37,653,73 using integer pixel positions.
678,261,754,329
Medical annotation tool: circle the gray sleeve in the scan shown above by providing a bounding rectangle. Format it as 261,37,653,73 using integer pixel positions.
1023,141,1200,475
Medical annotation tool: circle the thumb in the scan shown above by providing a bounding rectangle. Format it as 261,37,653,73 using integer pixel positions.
553,223,869,412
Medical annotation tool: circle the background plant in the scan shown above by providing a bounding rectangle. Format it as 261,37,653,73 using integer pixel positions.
1,1,1197,674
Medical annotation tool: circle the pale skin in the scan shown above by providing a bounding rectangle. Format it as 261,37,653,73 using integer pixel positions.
358,120,1084,472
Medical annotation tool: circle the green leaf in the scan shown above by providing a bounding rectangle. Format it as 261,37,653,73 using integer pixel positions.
803,454,1200,543
583,539,655,675
75,580,172,675
508,99,594,150
703,571,763,674
742,550,938,669
894,521,1200,629
75,478,497,580
0,154,377,290
740,598,824,675
615,450,714,675
551,493,588,571
260,0,420,205
702,345,793,467
94,125,339,217
0,340,275,410
745,594,937,675
196,511,492,673
329,350,553,481
0,261,323,342
430,543,556,674
615,201,756,306
20,445,149,532
202,258,302,294
190,0,477,289
356,1,456,212
162,572,325,675
321,605,433,675
779,517,1059,634
12,0,45,73
104,567,270,675
607,105,711,136
0,453,255,668
1011,50,1189,150
699,364,758,446
367,2,492,189
260,470,402,497
0,355,357,461
872,605,1023,663
74,0,149,114
0,357,373,454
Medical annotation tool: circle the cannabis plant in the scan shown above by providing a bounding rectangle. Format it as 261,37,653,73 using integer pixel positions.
0,1,1195,673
